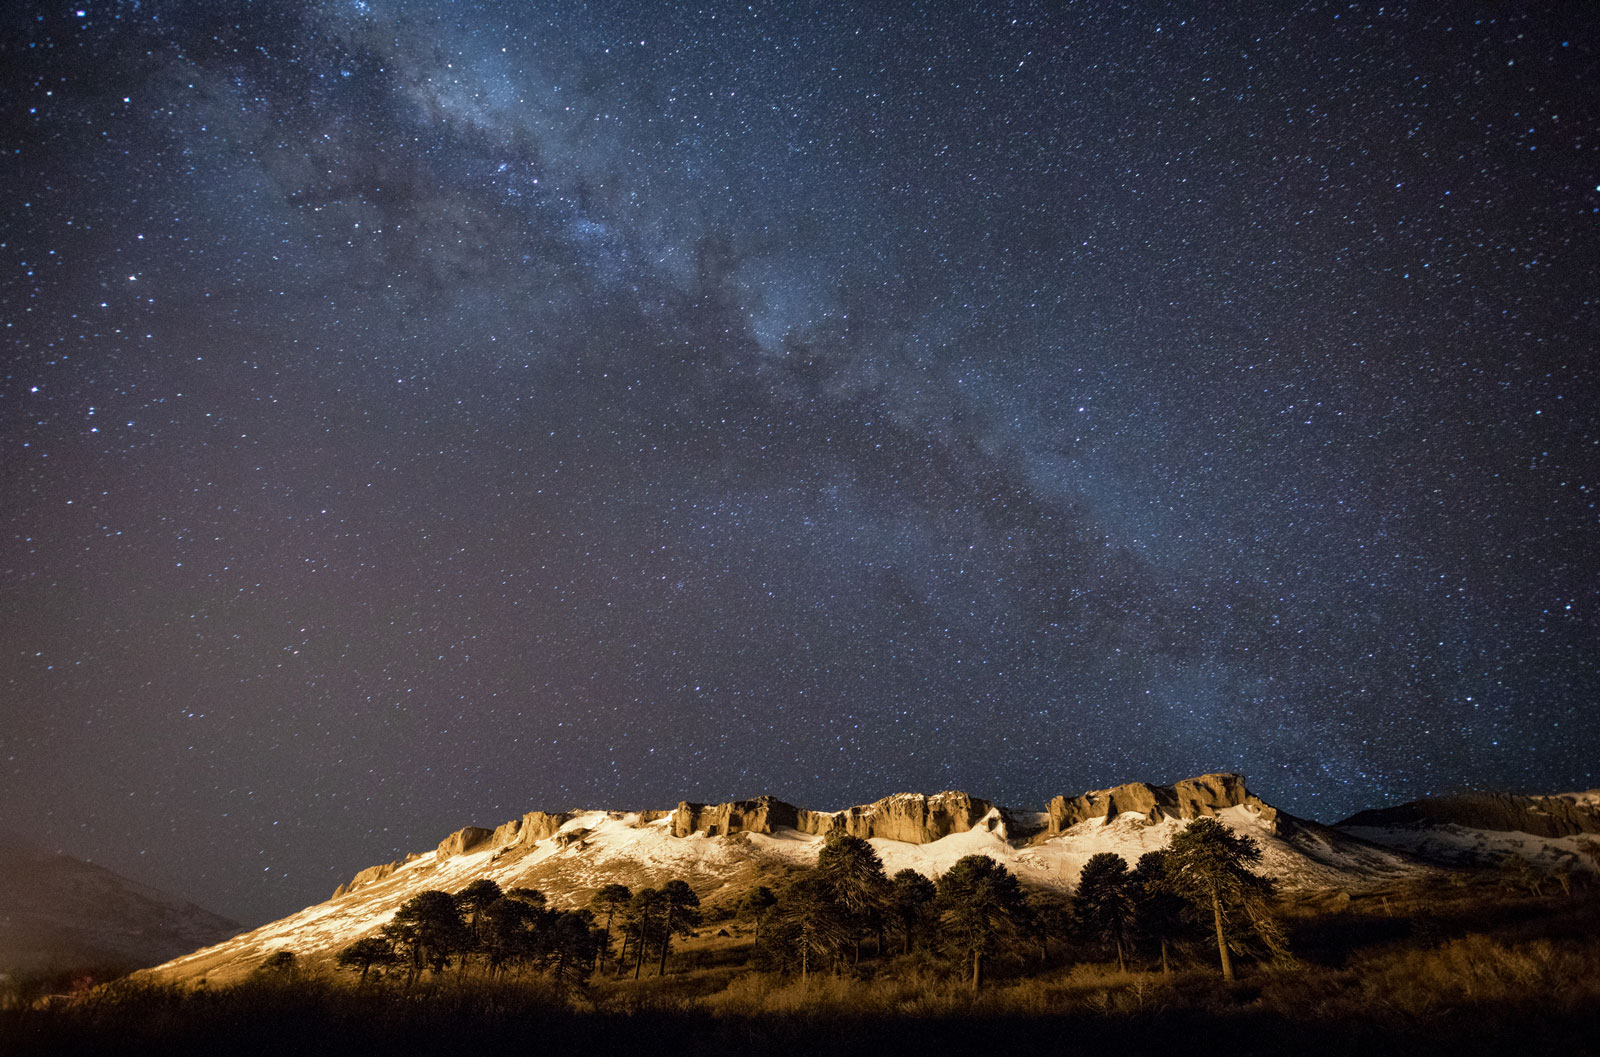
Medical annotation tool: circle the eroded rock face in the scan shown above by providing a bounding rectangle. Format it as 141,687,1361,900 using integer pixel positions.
1337,792,1600,838
436,826,494,862
335,860,403,898
672,796,800,838
1045,773,1276,834
672,791,1006,844
798,791,1003,843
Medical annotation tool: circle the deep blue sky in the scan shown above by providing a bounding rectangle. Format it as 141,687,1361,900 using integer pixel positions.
2,0,1595,924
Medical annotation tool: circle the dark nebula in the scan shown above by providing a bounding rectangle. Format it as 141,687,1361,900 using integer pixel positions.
1,1,1594,923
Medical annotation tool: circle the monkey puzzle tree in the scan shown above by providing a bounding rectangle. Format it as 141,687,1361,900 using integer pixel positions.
656,879,702,976
622,888,663,979
547,910,605,986
817,831,890,959
588,884,632,974
1163,817,1279,982
480,895,546,975
337,937,397,982
936,854,1028,990
890,869,937,955
739,885,778,945
383,889,470,981
777,874,853,984
1075,852,1137,972
455,878,505,966
1131,849,1187,977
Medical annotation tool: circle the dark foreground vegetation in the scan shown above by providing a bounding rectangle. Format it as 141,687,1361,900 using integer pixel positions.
6,833,1600,1056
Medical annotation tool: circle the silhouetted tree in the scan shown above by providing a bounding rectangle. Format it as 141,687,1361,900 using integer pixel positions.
656,879,702,975
1131,849,1186,976
256,950,298,979
337,937,397,982
889,869,937,955
1164,818,1280,982
588,884,632,974
739,885,777,945
1075,852,1137,972
818,832,889,959
383,890,470,981
480,895,545,975
548,910,604,985
1022,887,1072,962
936,854,1028,990
622,888,663,979
778,874,853,984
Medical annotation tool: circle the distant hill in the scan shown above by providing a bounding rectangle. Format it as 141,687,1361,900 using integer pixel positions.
0,833,241,974
1336,789,1600,870
147,773,1425,984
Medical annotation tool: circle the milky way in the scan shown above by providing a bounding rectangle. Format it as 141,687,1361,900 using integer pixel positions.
2,1,1595,922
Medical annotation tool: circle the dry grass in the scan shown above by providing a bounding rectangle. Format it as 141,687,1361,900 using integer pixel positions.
8,890,1599,1056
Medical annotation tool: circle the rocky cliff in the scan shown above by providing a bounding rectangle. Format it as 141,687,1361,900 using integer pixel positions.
671,791,1009,843
1044,773,1278,835
1337,791,1600,838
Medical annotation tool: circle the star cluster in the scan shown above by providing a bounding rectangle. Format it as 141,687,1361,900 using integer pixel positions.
1,1,1595,923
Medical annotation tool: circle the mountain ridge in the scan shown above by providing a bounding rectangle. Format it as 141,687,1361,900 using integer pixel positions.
149,773,1426,985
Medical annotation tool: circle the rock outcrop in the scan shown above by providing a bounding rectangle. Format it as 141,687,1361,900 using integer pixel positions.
333,860,403,898
489,811,575,849
1337,791,1600,838
672,791,1013,844
436,826,494,862
798,791,1008,842
671,796,800,838
1044,773,1276,835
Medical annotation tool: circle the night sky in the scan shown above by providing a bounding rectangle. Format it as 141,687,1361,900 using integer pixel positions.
2,0,1595,926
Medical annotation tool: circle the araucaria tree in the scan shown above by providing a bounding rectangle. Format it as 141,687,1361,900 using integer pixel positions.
655,879,702,976
777,874,854,984
382,890,471,982
1131,850,1187,977
739,885,777,945
1163,817,1280,981
337,937,397,982
935,854,1028,990
817,832,890,959
588,884,632,974
890,869,937,955
1074,852,1137,972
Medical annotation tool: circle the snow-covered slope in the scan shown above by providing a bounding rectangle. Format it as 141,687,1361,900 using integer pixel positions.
0,834,241,973
1336,789,1600,871
148,778,1423,985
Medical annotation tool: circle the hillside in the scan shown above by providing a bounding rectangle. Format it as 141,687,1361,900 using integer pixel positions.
0,834,240,974
148,773,1422,983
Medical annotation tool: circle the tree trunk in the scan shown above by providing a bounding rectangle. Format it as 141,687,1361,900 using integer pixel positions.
971,949,984,991
801,938,809,988
1115,936,1125,975
1160,937,1170,978
658,903,677,976
1211,890,1234,982
633,930,645,979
